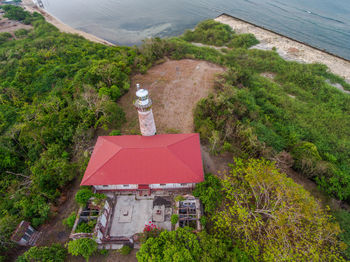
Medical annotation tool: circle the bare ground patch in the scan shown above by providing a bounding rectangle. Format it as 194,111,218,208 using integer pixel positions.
120,59,225,134
0,14,32,35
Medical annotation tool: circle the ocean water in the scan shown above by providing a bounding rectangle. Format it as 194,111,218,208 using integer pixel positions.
41,0,350,60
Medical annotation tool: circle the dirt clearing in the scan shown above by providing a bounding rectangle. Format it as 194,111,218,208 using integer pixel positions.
120,59,225,134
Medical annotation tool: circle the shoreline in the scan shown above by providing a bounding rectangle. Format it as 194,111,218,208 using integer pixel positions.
215,14,350,83
20,0,115,46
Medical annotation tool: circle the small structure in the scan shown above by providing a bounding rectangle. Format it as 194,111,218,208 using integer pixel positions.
11,221,41,246
134,83,156,136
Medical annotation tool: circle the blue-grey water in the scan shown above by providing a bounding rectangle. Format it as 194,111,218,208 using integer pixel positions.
41,0,350,60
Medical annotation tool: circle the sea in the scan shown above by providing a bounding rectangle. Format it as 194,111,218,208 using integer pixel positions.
40,0,350,60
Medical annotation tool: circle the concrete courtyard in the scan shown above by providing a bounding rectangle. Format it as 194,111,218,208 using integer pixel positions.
110,195,153,237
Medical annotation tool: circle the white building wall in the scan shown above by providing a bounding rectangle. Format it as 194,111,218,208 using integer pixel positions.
94,183,195,191
94,184,138,191
138,110,156,136
150,183,195,189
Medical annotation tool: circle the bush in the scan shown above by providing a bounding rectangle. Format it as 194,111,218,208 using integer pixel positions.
193,173,222,213
0,32,12,44
75,220,96,233
16,244,67,262
174,195,185,202
182,19,235,46
62,212,77,229
171,214,179,225
118,245,132,255
67,238,97,262
14,29,29,38
228,33,259,48
75,188,93,206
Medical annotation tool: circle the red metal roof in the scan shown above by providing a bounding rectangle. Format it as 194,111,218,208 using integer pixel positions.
80,134,204,186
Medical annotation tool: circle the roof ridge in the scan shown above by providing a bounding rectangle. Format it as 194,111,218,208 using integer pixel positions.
81,138,122,184
167,133,195,146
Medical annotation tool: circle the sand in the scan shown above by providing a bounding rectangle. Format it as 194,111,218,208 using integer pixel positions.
20,0,114,46
215,14,350,83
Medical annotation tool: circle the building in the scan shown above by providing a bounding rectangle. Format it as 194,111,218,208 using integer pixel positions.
76,84,204,248
80,133,204,193
81,84,204,193
11,221,41,246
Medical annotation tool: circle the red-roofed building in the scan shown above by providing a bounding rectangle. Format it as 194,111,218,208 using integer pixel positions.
81,133,204,192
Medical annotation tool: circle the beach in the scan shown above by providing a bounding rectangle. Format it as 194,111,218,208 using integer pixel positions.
215,14,350,83
20,0,114,46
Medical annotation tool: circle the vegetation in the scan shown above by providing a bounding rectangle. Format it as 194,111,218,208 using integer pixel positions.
62,211,77,229
193,173,222,213
0,5,143,258
212,158,345,261
67,238,98,262
75,220,97,233
170,214,178,225
136,227,249,262
334,210,350,259
183,20,259,48
118,245,133,255
75,188,93,206
16,244,67,262
1,6,349,260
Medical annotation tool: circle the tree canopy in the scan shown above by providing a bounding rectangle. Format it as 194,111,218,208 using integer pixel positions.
213,158,345,261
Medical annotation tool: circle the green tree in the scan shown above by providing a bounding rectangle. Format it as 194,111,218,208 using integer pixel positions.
66,238,97,262
214,158,345,261
137,227,248,262
16,244,67,262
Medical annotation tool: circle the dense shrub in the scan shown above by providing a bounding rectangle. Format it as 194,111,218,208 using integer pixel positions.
0,6,136,257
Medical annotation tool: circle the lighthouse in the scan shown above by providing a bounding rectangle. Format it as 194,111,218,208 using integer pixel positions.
134,84,156,136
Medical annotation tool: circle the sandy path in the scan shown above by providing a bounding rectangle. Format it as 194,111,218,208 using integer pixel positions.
21,0,114,46
215,14,350,82
120,59,225,135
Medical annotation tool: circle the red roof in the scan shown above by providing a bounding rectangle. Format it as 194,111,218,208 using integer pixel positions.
81,134,204,186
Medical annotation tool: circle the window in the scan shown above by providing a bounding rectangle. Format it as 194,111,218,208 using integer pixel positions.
123,185,129,187
102,185,108,188
180,183,187,186
160,184,166,187
22,234,30,241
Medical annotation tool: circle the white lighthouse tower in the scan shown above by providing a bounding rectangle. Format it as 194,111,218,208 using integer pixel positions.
134,84,156,136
